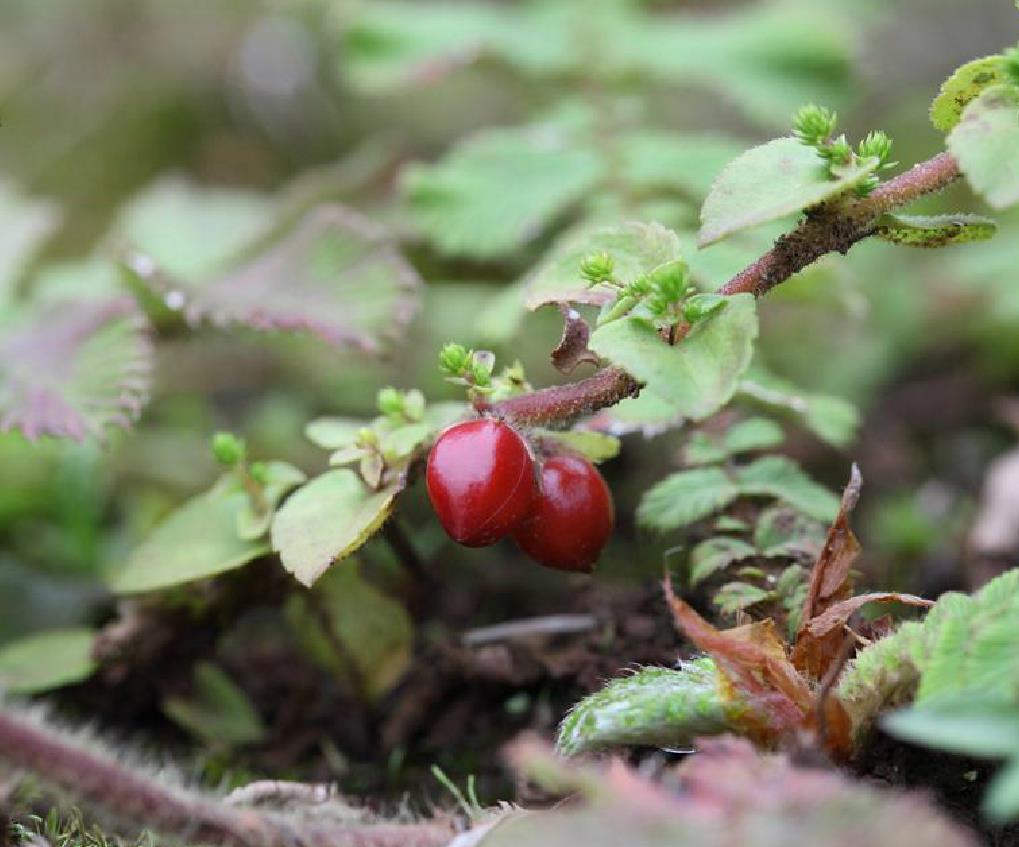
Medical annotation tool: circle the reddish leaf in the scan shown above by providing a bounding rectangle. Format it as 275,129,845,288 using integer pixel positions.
551,304,599,374
0,297,151,441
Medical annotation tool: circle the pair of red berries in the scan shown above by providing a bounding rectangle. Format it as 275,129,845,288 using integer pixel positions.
425,418,613,573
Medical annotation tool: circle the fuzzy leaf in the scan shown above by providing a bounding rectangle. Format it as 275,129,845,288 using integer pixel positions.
0,628,97,694
875,213,997,247
271,469,398,587
947,85,1019,210
402,121,604,259
284,561,413,700
556,660,736,756
111,480,269,594
638,467,740,532
0,297,151,442
163,662,266,747
689,537,758,586
930,56,1009,132
589,294,757,419
525,221,683,310
131,205,422,354
699,138,880,246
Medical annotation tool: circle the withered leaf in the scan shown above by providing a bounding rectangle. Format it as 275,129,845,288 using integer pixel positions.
551,304,600,374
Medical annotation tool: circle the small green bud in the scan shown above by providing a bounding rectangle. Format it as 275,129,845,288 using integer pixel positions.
793,103,837,147
211,432,245,467
683,293,728,323
357,427,379,449
403,388,425,422
857,130,893,165
818,135,852,165
248,461,269,484
580,251,615,285
377,386,404,418
438,342,470,376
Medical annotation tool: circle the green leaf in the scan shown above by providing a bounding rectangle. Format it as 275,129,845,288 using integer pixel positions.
556,660,736,756
284,561,413,700
618,132,745,200
129,204,423,354
270,469,398,587
531,429,621,464
163,662,266,748
0,297,151,442
236,461,306,541
637,467,740,532
589,294,758,420
525,221,683,310
114,175,275,280
754,506,826,559
689,537,758,586
306,417,368,450
947,85,1019,210
875,213,997,248
714,581,774,617
738,369,859,448
402,120,604,259
110,480,269,594
883,700,1019,759
584,390,685,438
698,137,881,246
930,56,1009,132
734,456,840,523
683,432,727,466
0,180,60,306
0,628,97,694
722,417,784,455
985,760,1019,822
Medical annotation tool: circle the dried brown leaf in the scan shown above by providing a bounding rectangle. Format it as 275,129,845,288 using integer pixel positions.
550,304,599,374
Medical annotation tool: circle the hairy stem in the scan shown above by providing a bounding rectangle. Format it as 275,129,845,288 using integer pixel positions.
0,707,453,847
490,151,962,424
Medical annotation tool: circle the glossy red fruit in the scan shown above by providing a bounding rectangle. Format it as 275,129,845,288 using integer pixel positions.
512,455,614,573
426,419,537,547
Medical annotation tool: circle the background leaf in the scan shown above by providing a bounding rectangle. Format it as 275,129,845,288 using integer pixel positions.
875,213,997,247
638,467,740,532
699,137,880,246
735,456,840,523
0,297,151,442
947,84,1019,210
0,628,97,694
271,469,398,587
930,55,1009,132
163,662,266,748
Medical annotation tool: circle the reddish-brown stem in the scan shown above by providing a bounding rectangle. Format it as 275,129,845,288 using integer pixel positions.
490,151,963,424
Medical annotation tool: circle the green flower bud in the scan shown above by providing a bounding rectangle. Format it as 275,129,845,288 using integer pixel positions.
818,135,853,166
248,461,269,484
357,427,379,449
377,386,404,417
793,103,837,147
211,432,245,467
469,350,495,387
580,251,615,285
403,389,426,422
857,130,893,165
438,342,470,376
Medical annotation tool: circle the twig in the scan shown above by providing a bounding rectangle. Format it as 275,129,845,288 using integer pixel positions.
462,614,598,646
224,780,338,807
483,366,639,426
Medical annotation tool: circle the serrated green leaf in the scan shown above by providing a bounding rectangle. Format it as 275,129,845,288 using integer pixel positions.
556,660,736,756
689,537,758,586
738,369,859,448
163,662,266,748
723,417,784,455
948,85,1019,210
402,121,604,259
115,175,275,280
0,296,152,442
284,561,413,700
589,294,757,420
525,221,683,310
875,213,997,247
931,56,1009,132
531,429,621,463
271,469,398,587
236,461,307,541
110,480,269,594
637,467,740,532
0,628,97,694
698,137,880,246
714,581,774,617
734,456,839,524
683,432,727,466
754,505,826,559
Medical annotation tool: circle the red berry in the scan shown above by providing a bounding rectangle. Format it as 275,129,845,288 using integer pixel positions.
426,419,537,547
512,455,613,573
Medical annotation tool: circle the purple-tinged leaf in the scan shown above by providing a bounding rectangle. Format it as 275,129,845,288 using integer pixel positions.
0,297,152,441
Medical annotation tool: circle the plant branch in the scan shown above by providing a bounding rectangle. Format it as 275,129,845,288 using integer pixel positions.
485,151,962,426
